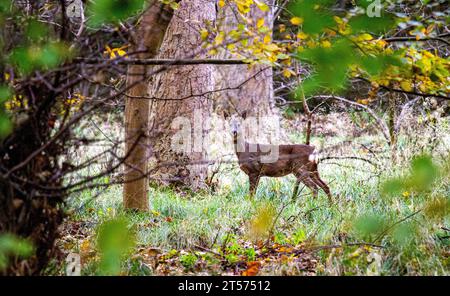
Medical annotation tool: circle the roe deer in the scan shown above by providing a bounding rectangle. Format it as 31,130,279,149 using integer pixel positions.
229,114,332,201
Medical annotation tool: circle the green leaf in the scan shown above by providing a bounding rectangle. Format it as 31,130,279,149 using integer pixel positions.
87,0,146,27
26,19,49,42
0,114,11,138
349,14,395,34
287,0,335,34
296,39,354,94
9,43,70,74
0,85,11,104
360,54,401,76
392,223,416,246
381,178,405,196
96,217,136,275
353,214,386,239
409,155,438,191
0,234,33,270
0,0,11,13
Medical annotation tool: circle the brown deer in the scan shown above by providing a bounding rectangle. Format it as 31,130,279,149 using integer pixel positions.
229,114,332,201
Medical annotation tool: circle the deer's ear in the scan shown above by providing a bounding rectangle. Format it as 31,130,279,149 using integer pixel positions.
241,111,247,119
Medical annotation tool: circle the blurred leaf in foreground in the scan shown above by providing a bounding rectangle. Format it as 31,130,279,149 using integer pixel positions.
10,42,71,74
409,155,439,192
287,0,335,35
353,214,386,240
0,85,12,137
381,155,440,196
248,203,276,242
296,39,355,95
96,217,136,275
424,196,450,221
0,234,33,271
87,0,146,27
392,222,416,247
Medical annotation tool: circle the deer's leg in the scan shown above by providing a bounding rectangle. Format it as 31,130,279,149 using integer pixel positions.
296,172,318,198
291,180,300,199
311,171,332,202
248,174,260,198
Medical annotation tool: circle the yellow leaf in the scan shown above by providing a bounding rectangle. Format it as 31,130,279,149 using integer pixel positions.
214,32,225,45
113,49,127,58
359,33,373,41
263,34,271,44
282,69,295,78
422,50,434,59
255,0,269,12
418,83,427,92
379,79,390,87
104,45,128,59
306,40,316,48
426,24,435,35
80,239,91,253
376,40,387,48
400,81,413,92
237,2,251,14
297,32,308,40
200,29,209,40
264,43,280,51
321,40,331,48
257,18,265,29
334,16,343,24
356,99,370,105
227,43,236,50
279,24,286,33
290,17,303,26
218,0,225,8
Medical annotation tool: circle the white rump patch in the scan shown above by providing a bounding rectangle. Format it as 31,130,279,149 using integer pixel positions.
308,153,319,163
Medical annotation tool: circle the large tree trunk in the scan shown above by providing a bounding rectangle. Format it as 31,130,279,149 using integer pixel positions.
214,1,279,144
123,2,177,211
147,0,216,190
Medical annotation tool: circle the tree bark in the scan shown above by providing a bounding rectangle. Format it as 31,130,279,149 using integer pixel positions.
147,0,216,190
214,1,280,143
123,2,177,211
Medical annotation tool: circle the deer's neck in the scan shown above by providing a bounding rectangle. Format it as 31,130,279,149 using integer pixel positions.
233,135,249,156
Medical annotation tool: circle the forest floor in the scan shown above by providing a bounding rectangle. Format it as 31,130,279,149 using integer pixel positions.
47,113,450,275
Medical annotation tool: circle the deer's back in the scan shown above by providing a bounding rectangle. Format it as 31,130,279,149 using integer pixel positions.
236,143,316,177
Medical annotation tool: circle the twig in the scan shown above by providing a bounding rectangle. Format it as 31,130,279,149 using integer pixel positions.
372,209,423,243
307,242,385,253
193,244,224,258
74,58,247,65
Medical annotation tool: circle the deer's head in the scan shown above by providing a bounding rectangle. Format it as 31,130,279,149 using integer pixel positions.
226,111,247,144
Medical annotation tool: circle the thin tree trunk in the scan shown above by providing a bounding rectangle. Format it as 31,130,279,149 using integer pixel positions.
147,0,216,190
388,93,397,164
123,2,177,211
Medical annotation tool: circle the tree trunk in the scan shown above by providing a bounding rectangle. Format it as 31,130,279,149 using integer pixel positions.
123,2,177,211
147,0,216,190
214,1,279,143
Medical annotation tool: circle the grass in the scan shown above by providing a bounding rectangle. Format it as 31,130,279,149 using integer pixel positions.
54,114,450,276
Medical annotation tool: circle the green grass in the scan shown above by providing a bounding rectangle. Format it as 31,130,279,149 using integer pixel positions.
64,159,449,275
57,116,450,276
